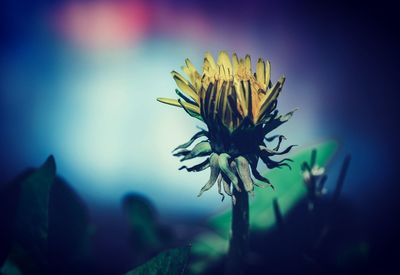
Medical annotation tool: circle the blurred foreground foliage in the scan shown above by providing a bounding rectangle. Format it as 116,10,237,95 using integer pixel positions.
125,246,190,275
0,140,369,275
0,156,187,275
0,156,92,275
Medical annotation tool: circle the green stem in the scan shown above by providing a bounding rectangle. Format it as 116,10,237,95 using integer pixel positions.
226,185,249,275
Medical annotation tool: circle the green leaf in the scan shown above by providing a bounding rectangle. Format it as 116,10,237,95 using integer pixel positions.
189,233,228,275
15,156,56,252
122,194,165,252
189,140,339,273
1,155,56,274
125,246,191,275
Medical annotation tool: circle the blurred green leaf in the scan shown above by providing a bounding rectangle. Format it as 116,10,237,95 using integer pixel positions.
1,156,56,275
123,194,162,251
47,176,93,273
190,140,339,273
125,246,191,275
14,156,56,254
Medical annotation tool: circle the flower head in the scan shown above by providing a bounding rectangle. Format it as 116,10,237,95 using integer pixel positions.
158,51,296,201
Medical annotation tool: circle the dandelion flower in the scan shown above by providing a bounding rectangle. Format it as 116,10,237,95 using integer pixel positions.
157,51,296,201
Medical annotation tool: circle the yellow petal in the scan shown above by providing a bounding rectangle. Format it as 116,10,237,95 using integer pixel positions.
182,65,201,90
217,51,232,76
204,52,217,70
242,80,251,108
256,58,266,87
265,60,271,87
184,59,200,84
218,65,224,79
264,76,285,102
203,59,217,78
234,80,248,116
182,66,194,84
245,54,252,75
182,65,191,77
257,76,286,120
232,53,239,75
185,58,198,75
157,97,181,108
270,75,285,102
157,97,200,114
171,71,199,102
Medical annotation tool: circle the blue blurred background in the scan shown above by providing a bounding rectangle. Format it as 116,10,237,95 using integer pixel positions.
0,0,398,273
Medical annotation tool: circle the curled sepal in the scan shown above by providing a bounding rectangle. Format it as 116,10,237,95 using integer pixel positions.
280,108,298,122
179,158,210,172
234,156,254,193
172,130,208,152
249,160,274,190
260,154,292,170
265,134,286,143
270,135,287,151
263,108,297,133
218,153,240,192
173,149,190,157
259,144,297,156
220,172,236,204
217,175,225,201
198,153,220,197
222,175,232,197
180,141,212,161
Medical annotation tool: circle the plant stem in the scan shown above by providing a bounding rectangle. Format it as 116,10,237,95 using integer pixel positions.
226,185,249,275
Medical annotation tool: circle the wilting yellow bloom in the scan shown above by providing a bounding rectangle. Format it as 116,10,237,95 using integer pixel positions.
158,51,284,131
158,51,296,201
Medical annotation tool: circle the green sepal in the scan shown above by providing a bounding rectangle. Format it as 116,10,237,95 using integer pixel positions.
218,153,240,192
181,141,212,161
172,130,208,152
198,154,220,197
234,156,254,192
